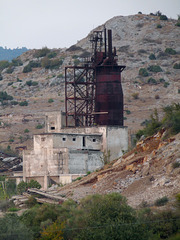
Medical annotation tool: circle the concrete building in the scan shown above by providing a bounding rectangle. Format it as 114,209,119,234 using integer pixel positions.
23,112,128,189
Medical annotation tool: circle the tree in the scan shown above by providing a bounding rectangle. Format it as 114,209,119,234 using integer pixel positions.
65,193,149,240
0,213,33,240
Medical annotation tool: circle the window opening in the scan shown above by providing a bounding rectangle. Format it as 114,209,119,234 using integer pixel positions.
72,138,76,141
51,126,55,130
93,138,96,142
83,136,86,147
62,137,66,141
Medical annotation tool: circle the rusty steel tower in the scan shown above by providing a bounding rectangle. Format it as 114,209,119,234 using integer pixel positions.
65,28,125,127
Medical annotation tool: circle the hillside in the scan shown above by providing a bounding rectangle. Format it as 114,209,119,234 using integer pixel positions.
0,13,180,154
10,130,180,209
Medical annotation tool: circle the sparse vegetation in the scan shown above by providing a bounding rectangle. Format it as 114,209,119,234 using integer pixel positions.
36,124,44,129
160,15,168,20
24,128,30,133
48,98,54,103
165,48,176,55
164,82,170,88
132,92,139,99
19,100,28,106
0,60,9,71
155,196,169,206
149,53,156,60
41,57,63,69
148,65,163,72
139,68,149,77
0,91,13,102
34,47,50,58
156,24,162,28
147,77,157,85
173,63,180,69
136,103,180,139
26,80,38,86
47,51,57,59
23,64,32,73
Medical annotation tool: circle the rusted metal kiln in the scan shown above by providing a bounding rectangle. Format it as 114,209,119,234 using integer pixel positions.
65,28,126,127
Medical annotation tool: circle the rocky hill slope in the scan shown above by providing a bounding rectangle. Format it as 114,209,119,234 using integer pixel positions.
0,13,180,153
11,131,180,208
55,130,180,208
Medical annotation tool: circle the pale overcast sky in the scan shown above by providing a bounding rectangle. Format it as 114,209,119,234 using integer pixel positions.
1,0,179,49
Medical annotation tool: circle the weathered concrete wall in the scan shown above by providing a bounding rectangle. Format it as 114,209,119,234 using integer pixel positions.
68,150,103,174
45,112,62,133
106,126,128,161
53,133,102,150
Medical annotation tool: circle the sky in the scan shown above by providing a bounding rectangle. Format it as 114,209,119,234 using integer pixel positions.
1,0,179,49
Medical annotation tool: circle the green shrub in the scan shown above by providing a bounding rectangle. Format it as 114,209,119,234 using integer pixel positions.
48,98,54,103
175,22,180,27
147,77,157,85
156,24,162,28
23,64,32,73
17,180,41,195
41,57,63,69
25,196,38,208
149,53,156,60
136,109,162,139
6,66,14,74
172,161,180,169
126,110,131,114
139,68,149,77
8,207,19,212
164,82,170,88
0,60,9,71
26,80,38,86
147,65,163,72
0,214,33,239
19,101,28,106
47,51,57,58
173,63,180,69
11,58,23,66
132,92,139,99
73,59,80,65
160,15,168,20
34,47,50,58
28,179,41,189
36,124,44,129
0,91,13,101
155,196,169,206
29,60,41,68
165,48,176,55
24,128,29,133
11,100,19,105
159,78,165,83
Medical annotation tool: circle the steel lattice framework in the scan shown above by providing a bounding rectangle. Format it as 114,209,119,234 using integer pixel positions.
65,66,95,127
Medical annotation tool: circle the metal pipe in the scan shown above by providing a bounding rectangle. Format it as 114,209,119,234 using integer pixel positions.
104,27,107,58
108,29,112,61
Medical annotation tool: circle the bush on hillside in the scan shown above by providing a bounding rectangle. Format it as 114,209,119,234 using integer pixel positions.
160,15,168,20
165,48,176,55
23,64,32,73
0,91,13,101
139,68,149,77
0,60,9,71
156,24,162,28
136,103,180,139
147,65,162,72
149,53,156,60
34,47,50,58
173,63,180,69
